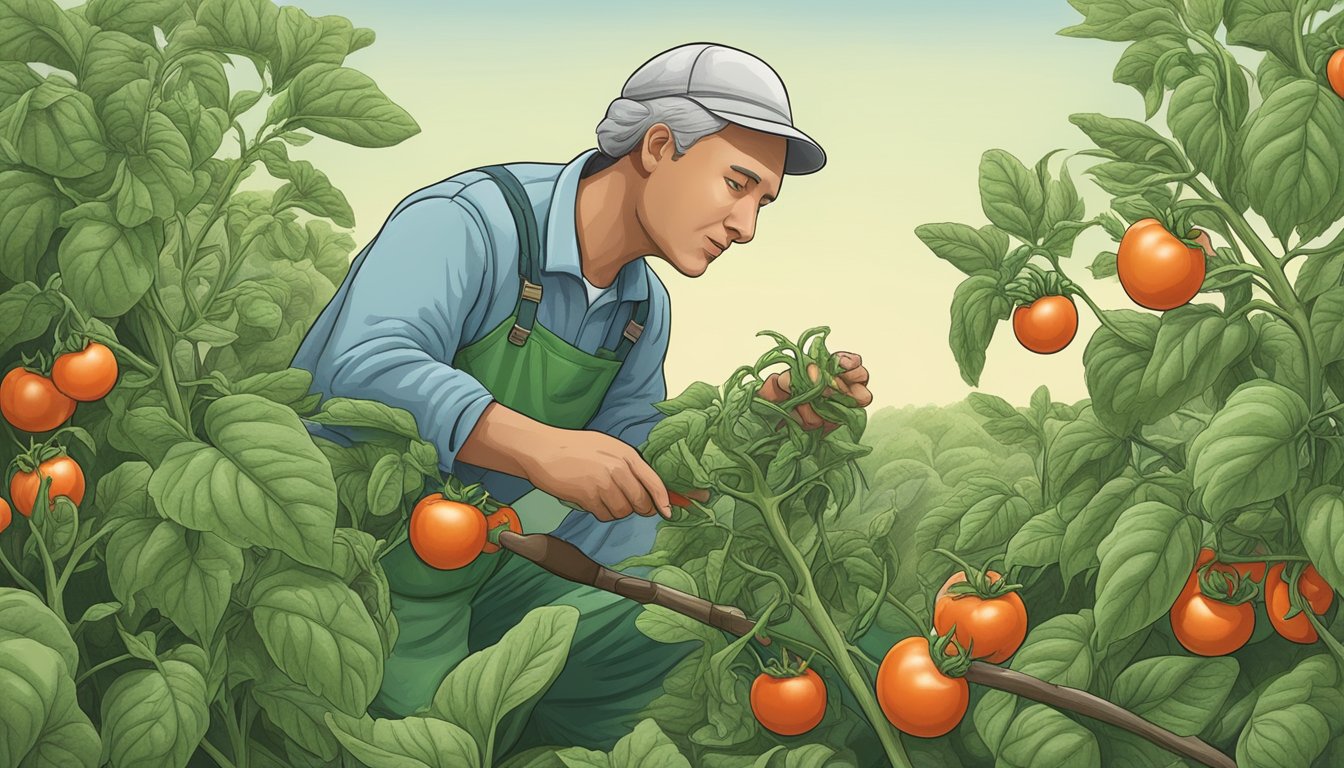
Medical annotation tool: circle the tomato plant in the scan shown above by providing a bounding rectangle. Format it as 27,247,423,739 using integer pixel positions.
51,340,118,402
749,667,827,736
0,367,76,433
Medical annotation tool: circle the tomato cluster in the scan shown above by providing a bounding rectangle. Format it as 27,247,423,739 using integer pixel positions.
1169,548,1337,655
0,342,118,434
408,479,525,570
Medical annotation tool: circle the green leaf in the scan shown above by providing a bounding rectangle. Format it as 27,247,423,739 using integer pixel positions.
1009,611,1096,689
365,452,405,517
1237,655,1344,767
1089,250,1118,279
954,477,1035,552
914,222,1007,277
171,0,279,72
997,704,1100,768
1239,81,1344,243
1045,407,1127,495
0,587,79,676
949,274,1012,387
158,82,229,170
85,0,185,46
1297,485,1344,594
1168,58,1246,196
1226,0,1307,66
308,396,422,441
1093,501,1199,649
1068,113,1184,171
0,0,90,72
271,5,357,90
251,680,341,762
0,637,100,768
57,214,159,317
257,142,355,227
1188,380,1308,520
1111,656,1239,735
267,65,420,148
1311,286,1344,365
557,718,692,768
1,76,107,178
325,711,480,768
979,149,1044,242
1006,508,1067,570
101,659,209,768
249,566,384,716
106,519,243,643
0,281,61,356
1061,0,1184,42
1185,0,1224,34
0,170,69,283
149,394,339,568
1112,35,1189,119
1138,306,1254,414
432,606,580,756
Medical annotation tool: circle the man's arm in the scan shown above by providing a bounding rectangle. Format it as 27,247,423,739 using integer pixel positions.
583,274,672,454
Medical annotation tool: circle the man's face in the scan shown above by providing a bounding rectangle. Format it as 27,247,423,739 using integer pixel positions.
638,122,787,277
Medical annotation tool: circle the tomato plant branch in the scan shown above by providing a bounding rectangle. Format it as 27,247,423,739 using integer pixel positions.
134,305,193,434
75,653,134,686
199,737,239,768
0,545,40,596
963,663,1236,768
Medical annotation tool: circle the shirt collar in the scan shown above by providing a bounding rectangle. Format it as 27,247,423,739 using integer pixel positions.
543,148,649,301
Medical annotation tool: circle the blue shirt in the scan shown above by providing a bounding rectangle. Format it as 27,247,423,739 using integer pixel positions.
290,148,671,565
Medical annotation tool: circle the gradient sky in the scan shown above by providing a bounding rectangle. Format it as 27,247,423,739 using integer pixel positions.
57,1,1195,411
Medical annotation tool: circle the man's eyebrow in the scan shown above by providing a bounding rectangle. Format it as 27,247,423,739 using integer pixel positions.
730,164,761,184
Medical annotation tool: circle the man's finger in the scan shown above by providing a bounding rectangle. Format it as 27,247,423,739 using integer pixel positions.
836,351,862,371
627,456,672,518
758,371,789,403
838,364,869,386
795,402,825,430
613,467,659,518
847,383,874,408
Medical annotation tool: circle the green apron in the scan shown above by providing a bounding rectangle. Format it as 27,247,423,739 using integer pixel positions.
370,166,692,756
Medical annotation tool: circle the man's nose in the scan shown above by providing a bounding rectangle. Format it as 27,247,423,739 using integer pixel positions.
726,202,759,244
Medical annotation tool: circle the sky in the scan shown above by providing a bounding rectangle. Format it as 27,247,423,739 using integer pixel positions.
55,1,1201,412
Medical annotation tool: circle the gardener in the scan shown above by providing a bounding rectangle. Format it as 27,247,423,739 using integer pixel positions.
291,42,873,755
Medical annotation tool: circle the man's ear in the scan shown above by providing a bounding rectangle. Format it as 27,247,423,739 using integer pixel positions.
638,123,675,174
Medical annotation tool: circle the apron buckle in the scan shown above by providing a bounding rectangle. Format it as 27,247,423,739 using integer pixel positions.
622,320,644,344
521,280,543,303
508,324,532,345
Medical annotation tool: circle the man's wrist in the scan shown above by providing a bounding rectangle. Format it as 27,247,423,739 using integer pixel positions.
457,402,556,479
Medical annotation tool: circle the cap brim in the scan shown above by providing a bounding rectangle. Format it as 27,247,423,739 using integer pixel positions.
685,98,826,175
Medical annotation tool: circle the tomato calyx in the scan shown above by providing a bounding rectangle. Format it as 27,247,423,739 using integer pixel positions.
929,627,974,678
1004,262,1076,308
757,645,815,679
933,549,1023,600
8,436,74,479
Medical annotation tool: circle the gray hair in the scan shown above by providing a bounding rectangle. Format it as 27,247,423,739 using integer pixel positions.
595,96,728,159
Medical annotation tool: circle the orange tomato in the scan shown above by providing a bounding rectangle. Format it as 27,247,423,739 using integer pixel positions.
409,496,487,570
876,636,969,738
749,668,827,736
1329,50,1344,99
0,498,10,534
933,571,1027,664
0,368,76,433
480,506,522,554
1012,295,1078,354
1265,564,1335,644
10,456,85,517
1170,585,1254,657
52,341,119,401
1117,219,1207,310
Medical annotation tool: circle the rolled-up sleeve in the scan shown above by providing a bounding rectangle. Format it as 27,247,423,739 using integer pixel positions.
307,196,496,471
585,275,671,450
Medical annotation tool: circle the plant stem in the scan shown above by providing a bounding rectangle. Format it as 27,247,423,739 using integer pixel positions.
756,497,913,768
200,738,238,768
0,545,40,595
136,306,193,434
76,653,134,686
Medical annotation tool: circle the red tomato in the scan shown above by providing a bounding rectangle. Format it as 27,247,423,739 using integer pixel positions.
933,571,1027,664
0,498,10,534
10,456,85,517
51,341,119,401
876,636,969,738
1265,564,1335,644
749,668,827,736
480,506,523,554
1170,586,1254,656
1012,295,1078,354
409,496,487,570
1329,50,1344,99
0,368,76,433
1117,219,1207,310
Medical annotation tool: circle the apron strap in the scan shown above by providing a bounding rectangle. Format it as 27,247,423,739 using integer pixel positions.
611,298,650,361
477,166,542,346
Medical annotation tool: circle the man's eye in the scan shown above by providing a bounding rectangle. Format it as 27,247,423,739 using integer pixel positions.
725,178,742,192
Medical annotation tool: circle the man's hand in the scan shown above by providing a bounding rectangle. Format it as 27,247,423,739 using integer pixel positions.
518,426,676,521
757,351,873,432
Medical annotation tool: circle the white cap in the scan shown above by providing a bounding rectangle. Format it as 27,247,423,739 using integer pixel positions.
620,43,826,175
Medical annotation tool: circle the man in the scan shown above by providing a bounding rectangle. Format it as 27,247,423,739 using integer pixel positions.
291,42,873,756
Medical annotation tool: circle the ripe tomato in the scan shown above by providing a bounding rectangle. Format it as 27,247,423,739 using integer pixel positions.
933,571,1027,664
1231,561,1266,583
0,368,76,433
409,495,487,570
1169,585,1254,656
51,341,118,402
1265,564,1334,644
876,636,969,738
1117,219,1207,310
0,498,10,534
1329,50,1344,99
480,506,523,554
749,668,826,736
10,456,85,517
1012,295,1078,354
